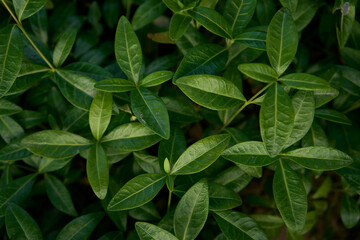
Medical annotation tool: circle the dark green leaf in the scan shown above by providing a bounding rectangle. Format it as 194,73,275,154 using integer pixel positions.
0,99,22,116
279,73,330,90
283,146,353,170
87,143,109,199
115,16,142,84
280,0,298,13
171,134,230,175
53,27,77,67
131,87,170,139
132,0,167,31
174,179,209,240
273,160,307,233
5,203,42,240
56,212,104,240
44,174,77,216
135,222,178,240
89,91,113,140
260,83,294,157
170,13,191,40
0,141,32,161
95,78,136,92
108,173,166,211
21,130,92,159
315,109,352,125
209,182,242,211
13,0,47,20
235,31,267,50
267,8,298,76
189,6,232,39
340,194,360,229
0,115,24,144
140,71,173,87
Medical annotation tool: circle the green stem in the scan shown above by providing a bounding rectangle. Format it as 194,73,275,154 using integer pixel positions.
218,82,274,133
1,0,55,71
167,190,172,211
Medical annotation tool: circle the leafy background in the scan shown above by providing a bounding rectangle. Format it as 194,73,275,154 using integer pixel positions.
0,0,360,239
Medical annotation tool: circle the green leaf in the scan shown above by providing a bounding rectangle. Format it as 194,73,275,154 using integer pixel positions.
301,121,329,147
0,174,37,216
115,16,142,84
0,116,24,144
212,210,268,240
0,141,31,161
224,0,257,37
13,0,47,20
222,141,279,167
44,174,77,216
238,63,278,83
189,6,232,39
273,160,307,233
0,99,22,116
0,25,23,97
132,0,167,31
21,130,92,159
87,143,109,199
53,27,77,67
134,152,161,173
282,146,353,170
235,31,267,50
174,179,209,240
279,73,330,90
95,78,136,92
108,173,166,211
267,8,298,76
89,91,113,140
103,0,120,28
315,109,352,125
285,91,315,148
280,0,298,13
131,87,170,139
260,83,294,157
38,157,72,173
56,212,104,240
176,74,245,110
162,0,182,12
173,44,228,81
140,71,174,87
340,194,360,229
336,2,355,49
162,96,202,123
55,69,97,110
135,222,178,240
169,13,191,40
5,203,42,240
171,134,230,175
293,0,318,32
102,123,162,151
209,182,242,211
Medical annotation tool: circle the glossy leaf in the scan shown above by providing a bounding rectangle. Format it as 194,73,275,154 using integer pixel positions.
0,174,37,216
238,63,278,83
283,146,353,170
212,210,268,240
135,222,178,240
171,134,230,175
260,83,294,157
280,0,298,13
222,141,279,166
209,182,242,211
140,71,173,87
108,173,166,211
189,7,232,39
0,99,22,115
273,160,307,233
315,109,352,125
56,212,104,240
235,31,267,50
95,78,136,92
55,69,97,110
89,91,113,140
132,0,167,31
176,74,245,110
115,16,142,84
134,152,161,173
0,25,23,97
44,174,77,216
53,27,77,67
5,203,42,240
131,87,170,139
87,143,109,199
285,91,315,148
279,73,330,91
0,141,32,161
174,179,209,240
173,44,228,81
21,130,92,159
170,13,191,40
224,0,257,37
302,121,329,147
102,123,162,151
267,8,298,76
13,0,47,20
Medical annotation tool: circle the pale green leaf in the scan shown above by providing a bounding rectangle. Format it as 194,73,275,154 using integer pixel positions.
140,71,173,87
13,0,47,20
53,27,77,67
238,63,278,83
279,73,330,91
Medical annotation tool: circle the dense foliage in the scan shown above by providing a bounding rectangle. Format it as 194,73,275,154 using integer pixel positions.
0,0,359,239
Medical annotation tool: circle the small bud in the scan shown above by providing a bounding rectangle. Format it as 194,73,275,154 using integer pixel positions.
164,157,171,174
